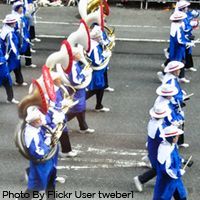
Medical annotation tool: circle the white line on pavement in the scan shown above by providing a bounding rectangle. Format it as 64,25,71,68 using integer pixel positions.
37,34,169,42
69,144,147,156
57,145,149,170
0,19,169,29
57,160,148,170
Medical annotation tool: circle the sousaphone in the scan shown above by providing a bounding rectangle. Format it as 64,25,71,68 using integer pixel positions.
15,80,59,162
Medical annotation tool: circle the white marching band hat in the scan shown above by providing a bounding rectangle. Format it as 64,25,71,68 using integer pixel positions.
164,61,184,73
12,1,24,11
156,83,178,97
26,106,41,123
163,125,184,138
3,14,17,24
176,0,190,10
170,11,187,21
149,104,170,119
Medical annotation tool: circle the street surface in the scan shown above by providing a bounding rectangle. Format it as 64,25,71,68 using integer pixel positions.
0,4,200,200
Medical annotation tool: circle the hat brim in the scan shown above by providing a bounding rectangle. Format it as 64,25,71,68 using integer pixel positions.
149,107,170,119
156,86,178,96
178,2,191,10
164,64,184,73
3,19,17,24
164,128,184,138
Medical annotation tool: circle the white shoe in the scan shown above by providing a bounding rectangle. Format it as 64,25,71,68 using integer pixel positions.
188,67,197,72
179,143,189,148
95,107,110,112
163,48,169,59
104,87,115,92
32,38,41,42
133,176,143,192
59,150,78,158
56,176,65,184
25,64,37,68
14,82,28,86
157,71,164,82
6,98,19,104
79,128,95,134
30,48,36,53
161,63,165,68
179,78,190,84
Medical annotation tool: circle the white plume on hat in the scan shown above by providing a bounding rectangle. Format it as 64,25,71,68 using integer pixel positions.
90,25,102,39
156,83,178,97
2,14,17,24
164,61,184,73
25,106,41,123
170,11,187,21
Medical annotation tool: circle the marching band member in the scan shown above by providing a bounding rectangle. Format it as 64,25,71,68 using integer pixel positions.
158,11,193,83
86,25,111,112
154,84,184,127
66,47,95,134
162,61,189,148
17,106,57,200
101,28,115,93
176,0,198,72
153,125,187,200
134,104,170,192
12,1,36,68
0,14,27,86
47,73,78,157
0,47,19,104
23,0,41,43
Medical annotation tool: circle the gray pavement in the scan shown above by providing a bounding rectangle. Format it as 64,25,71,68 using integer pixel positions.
0,4,200,200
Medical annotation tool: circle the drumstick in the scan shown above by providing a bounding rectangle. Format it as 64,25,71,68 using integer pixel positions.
183,156,192,170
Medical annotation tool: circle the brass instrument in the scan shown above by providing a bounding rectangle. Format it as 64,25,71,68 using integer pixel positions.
14,120,66,163
18,80,48,119
87,0,110,16
104,25,115,51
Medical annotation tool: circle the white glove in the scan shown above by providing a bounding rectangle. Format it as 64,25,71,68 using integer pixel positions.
190,20,198,27
180,169,185,176
102,50,112,58
172,121,181,127
26,38,30,43
186,42,195,49
50,108,65,124
191,10,199,18
5,54,9,60
17,55,20,60
81,67,93,77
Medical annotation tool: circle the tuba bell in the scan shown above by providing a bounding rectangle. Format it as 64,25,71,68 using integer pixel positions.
67,19,91,53
45,40,73,73
18,79,48,120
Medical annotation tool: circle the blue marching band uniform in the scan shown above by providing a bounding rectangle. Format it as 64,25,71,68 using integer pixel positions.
133,1,197,198
86,25,111,112
0,0,39,103
5,0,195,199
